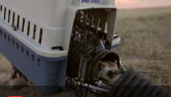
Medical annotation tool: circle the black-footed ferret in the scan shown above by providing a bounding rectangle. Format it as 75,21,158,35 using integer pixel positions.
99,61,123,85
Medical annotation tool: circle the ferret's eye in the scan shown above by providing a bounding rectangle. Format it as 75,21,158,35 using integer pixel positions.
107,71,114,78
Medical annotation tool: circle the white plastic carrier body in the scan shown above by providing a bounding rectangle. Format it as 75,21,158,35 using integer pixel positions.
0,0,116,58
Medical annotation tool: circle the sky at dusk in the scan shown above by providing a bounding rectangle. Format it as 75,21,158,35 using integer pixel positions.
116,0,171,9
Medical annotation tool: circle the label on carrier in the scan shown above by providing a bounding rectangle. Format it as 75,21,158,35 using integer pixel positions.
81,0,101,3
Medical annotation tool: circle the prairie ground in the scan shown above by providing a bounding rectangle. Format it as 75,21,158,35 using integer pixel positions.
0,6,171,96
115,6,171,86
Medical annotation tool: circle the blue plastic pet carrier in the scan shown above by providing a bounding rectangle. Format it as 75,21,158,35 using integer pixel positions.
0,0,120,94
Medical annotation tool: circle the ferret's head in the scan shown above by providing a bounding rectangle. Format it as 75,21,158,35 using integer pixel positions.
99,61,121,82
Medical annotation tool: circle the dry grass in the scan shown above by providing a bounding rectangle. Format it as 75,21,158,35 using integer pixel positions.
115,6,171,86
0,6,171,96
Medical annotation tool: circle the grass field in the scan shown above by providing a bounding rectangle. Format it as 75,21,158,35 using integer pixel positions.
0,6,171,96
115,6,171,86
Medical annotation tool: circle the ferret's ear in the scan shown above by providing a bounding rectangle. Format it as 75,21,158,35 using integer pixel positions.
99,62,105,70
100,61,105,66
114,60,117,64
113,60,119,66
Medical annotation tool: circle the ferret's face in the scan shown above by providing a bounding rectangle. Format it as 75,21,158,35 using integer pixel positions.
99,61,121,82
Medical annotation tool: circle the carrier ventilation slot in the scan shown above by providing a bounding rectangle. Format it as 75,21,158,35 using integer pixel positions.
0,4,43,45
0,29,41,66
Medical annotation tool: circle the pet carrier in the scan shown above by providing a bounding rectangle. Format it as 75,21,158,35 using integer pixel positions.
0,0,120,94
